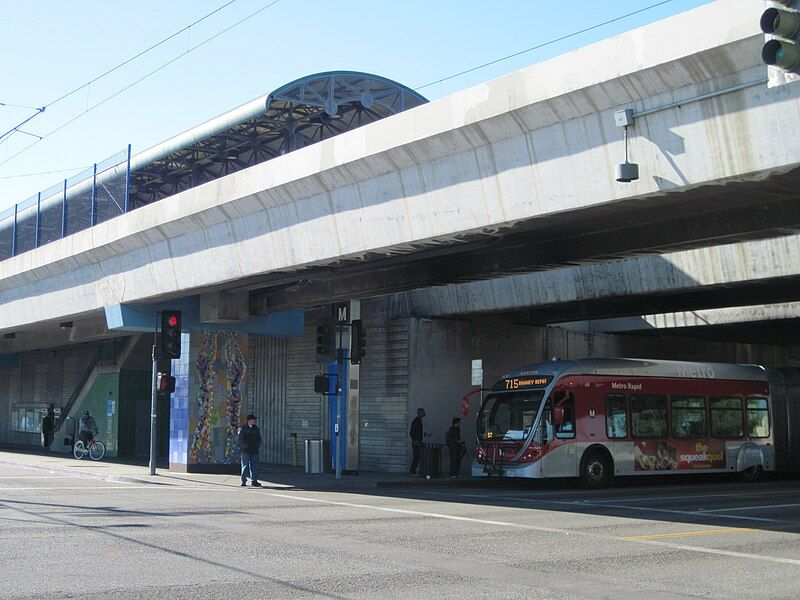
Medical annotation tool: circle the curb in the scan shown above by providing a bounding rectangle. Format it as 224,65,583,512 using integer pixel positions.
0,457,471,490
0,458,161,485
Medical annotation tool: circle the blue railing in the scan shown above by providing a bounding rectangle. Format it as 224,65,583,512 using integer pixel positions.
0,145,131,261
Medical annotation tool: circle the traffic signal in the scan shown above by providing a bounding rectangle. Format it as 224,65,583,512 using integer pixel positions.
314,374,331,394
315,317,336,363
350,319,366,365
157,372,176,395
761,1,800,76
159,310,182,359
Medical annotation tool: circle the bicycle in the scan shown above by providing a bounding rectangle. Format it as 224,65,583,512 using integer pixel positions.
73,435,106,461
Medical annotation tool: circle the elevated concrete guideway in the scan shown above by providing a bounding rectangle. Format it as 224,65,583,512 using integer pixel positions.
397,233,800,320
1,1,799,334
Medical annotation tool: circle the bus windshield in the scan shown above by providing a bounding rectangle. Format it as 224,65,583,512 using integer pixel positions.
477,391,545,441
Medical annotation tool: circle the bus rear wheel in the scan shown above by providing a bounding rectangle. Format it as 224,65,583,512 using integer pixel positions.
740,465,763,483
580,451,612,489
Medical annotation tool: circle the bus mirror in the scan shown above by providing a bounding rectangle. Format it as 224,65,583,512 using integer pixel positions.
553,406,565,427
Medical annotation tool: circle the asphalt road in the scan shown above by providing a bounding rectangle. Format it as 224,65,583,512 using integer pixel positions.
1,465,799,599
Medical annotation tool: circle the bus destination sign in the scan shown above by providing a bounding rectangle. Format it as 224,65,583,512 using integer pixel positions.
492,375,553,392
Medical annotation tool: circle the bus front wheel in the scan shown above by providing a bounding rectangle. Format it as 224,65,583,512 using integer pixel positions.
580,451,612,489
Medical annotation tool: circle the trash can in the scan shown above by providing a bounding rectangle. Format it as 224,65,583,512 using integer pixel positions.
305,439,324,474
419,443,443,479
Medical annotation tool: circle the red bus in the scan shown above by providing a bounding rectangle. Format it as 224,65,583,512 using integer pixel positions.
473,358,774,487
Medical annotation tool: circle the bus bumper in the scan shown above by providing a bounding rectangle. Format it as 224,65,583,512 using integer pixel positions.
471,460,542,478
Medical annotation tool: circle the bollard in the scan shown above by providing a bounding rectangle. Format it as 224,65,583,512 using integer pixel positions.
291,432,298,467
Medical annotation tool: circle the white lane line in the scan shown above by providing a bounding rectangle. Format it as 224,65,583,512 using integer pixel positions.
698,503,800,513
570,491,800,504
263,491,800,566
421,491,788,523
583,501,785,523
0,484,287,492
267,491,572,534
636,539,800,566
0,475,69,479
0,484,233,492
463,480,800,499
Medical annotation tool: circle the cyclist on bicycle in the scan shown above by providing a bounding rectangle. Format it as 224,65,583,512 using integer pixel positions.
79,411,98,447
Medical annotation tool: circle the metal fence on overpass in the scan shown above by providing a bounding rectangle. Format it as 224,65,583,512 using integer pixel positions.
0,146,131,260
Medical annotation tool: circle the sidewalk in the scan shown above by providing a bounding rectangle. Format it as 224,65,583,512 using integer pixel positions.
0,449,471,490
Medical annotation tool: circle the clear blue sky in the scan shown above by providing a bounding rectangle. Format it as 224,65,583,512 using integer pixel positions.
0,0,714,210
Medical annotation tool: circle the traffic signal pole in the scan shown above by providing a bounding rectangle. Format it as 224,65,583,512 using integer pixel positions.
149,310,181,476
149,344,158,476
335,324,344,481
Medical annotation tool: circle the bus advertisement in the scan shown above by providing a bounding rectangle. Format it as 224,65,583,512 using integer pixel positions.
473,358,774,488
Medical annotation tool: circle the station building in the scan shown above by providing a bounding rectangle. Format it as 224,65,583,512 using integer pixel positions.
3,4,800,477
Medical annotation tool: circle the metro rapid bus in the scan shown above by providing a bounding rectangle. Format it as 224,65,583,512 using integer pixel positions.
473,358,775,488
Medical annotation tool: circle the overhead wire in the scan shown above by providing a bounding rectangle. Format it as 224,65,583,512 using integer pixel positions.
0,166,90,180
43,0,239,109
0,1,239,156
0,102,44,111
0,0,282,169
414,0,675,91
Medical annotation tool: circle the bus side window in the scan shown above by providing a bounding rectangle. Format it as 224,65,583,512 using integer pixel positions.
555,393,575,439
710,397,744,439
670,396,707,438
605,394,627,439
746,397,770,438
630,395,668,438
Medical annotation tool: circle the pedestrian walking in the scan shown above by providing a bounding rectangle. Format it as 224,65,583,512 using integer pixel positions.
409,407,428,474
42,406,55,450
446,417,463,478
238,413,262,487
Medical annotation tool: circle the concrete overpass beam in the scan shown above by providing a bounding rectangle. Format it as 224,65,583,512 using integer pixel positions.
553,302,800,333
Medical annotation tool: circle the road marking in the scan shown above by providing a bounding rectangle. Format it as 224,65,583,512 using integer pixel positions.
575,491,800,504
634,539,800,566
0,485,151,491
264,491,800,567
698,502,800,513
618,527,755,541
0,484,259,492
0,475,68,479
558,500,786,524
422,491,789,524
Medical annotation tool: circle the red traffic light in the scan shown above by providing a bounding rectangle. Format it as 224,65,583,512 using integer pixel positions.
167,315,179,327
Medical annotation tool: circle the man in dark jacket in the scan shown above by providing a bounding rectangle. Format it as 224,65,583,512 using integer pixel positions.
446,417,463,478
42,406,55,450
409,408,426,474
237,414,262,487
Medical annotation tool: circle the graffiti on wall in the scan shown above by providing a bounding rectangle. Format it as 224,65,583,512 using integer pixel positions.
188,330,248,465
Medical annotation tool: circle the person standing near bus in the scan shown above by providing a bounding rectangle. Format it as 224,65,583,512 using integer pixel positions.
446,417,463,478
409,408,427,474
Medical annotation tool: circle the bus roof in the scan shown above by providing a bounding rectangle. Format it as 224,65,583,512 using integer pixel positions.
501,358,768,383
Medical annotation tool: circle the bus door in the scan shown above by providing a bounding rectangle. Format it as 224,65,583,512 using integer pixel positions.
541,390,578,477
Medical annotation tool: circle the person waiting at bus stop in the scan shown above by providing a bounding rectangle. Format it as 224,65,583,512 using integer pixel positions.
408,408,430,474
238,414,262,487
446,417,464,478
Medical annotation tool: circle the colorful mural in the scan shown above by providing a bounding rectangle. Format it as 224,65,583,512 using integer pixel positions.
223,333,247,463
188,330,249,465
